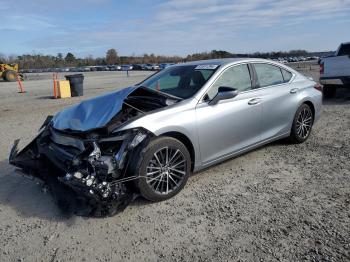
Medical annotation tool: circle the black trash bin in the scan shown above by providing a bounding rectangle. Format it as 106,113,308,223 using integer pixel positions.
65,74,84,97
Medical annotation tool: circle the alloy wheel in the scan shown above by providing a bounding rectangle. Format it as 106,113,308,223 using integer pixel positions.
146,147,187,195
296,107,313,139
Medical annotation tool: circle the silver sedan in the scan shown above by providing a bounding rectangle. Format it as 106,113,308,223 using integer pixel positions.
121,58,322,201
10,58,322,216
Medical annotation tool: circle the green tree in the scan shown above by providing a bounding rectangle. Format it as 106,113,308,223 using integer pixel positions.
65,52,76,64
106,49,118,65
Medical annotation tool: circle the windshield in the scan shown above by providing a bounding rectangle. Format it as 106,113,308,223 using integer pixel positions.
138,65,218,99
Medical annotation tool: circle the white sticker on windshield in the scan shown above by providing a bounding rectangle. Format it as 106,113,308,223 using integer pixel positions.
195,64,219,70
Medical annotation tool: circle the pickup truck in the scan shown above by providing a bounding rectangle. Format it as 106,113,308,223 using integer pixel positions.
320,42,350,98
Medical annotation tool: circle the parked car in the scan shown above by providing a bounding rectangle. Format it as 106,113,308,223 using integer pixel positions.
121,64,133,71
319,42,350,98
108,65,118,71
139,64,147,70
277,58,287,64
132,64,143,70
287,57,295,63
159,63,175,70
9,58,322,216
152,64,160,70
107,65,121,71
69,67,83,72
96,66,110,71
145,64,159,70
144,64,152,70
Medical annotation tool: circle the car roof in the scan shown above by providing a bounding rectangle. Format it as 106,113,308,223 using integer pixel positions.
174,57,300,77
178,58,270,67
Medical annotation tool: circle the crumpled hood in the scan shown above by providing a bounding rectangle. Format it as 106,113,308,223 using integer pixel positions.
52,86,137,132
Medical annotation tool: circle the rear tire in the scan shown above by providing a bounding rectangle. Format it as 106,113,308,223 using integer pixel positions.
4,70,17,82
133,137,191,202
289,104,314,144
323,85,337,98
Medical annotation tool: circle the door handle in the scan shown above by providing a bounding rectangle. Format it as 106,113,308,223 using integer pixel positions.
248,98,262,105
290,88,299,94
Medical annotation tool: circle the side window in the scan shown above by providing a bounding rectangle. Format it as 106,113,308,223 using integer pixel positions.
281,68,293,82
206,64,252,100
338,44,350,56
254,63,284,87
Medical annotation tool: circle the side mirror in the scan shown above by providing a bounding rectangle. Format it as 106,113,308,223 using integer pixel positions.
209,86,238,105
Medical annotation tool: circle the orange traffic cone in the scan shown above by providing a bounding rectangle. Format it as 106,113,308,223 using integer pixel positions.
17,74,26,93
53,72,58,99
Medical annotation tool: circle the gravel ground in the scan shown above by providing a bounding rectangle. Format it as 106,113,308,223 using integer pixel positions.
0,68,349,262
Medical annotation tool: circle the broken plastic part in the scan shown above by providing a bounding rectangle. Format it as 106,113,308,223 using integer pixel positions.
89,142,101,159
9,124,153,216
129,133,147,148
73,171,83,179
8,85,164,217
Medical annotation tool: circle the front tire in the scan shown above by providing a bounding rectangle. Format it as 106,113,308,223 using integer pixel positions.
289,104,314,144
134,137,191,202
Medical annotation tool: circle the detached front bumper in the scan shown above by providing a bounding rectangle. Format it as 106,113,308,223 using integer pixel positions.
9,121,152,217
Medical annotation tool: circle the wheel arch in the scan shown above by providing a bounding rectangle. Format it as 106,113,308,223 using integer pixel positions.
160,131,195,171
302,100,315,119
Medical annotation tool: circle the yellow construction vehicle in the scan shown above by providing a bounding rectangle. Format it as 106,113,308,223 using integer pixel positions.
0,63,19,82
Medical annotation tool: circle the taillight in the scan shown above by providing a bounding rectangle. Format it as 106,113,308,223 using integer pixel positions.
314,83,323,92
320,63,324,74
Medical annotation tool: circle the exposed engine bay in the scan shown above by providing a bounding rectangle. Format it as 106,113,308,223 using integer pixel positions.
9,87,180,216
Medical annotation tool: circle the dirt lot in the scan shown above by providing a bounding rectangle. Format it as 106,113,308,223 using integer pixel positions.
0,66,349,262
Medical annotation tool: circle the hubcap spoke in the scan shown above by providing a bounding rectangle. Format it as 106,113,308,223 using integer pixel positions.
154,152,162,166
169,167,186,175
168,149,179,164
169,172,182,179
171,159,185,168
146,170,161,176
168,174,179,187
148,173,163,181
169,153,182,166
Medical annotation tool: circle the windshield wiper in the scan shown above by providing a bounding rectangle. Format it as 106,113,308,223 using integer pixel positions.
137,85,183,100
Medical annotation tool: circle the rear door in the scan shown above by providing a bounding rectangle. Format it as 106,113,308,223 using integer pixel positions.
252,63,299,140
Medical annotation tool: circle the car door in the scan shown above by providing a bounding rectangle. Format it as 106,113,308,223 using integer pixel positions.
252,63,300,140
195,63,263,165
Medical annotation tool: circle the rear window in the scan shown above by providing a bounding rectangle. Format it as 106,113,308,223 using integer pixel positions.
338,43,350,56
254,63,284,87
281,68,293,82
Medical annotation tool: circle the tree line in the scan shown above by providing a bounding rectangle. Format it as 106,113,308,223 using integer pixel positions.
0,48,329,69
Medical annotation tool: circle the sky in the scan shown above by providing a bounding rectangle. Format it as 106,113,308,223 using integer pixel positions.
1,0,350,57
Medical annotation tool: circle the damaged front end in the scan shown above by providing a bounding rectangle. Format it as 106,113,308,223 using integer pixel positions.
10,122,152,216
9,87,175,216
